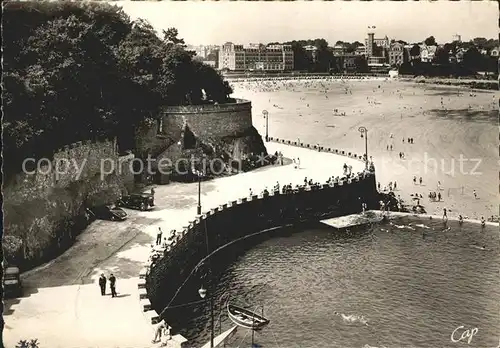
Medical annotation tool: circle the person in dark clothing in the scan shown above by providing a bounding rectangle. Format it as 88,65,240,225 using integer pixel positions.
109,274,117,298
156,227,163,246
98,274,106,296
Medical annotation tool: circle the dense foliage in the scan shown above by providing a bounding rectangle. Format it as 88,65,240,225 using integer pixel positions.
2,1,233,178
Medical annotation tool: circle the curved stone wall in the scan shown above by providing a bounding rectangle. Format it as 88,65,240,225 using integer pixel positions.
138,141,378,332
161,98,253,139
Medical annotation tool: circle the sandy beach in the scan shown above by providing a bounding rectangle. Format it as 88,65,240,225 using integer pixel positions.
232,78,498,222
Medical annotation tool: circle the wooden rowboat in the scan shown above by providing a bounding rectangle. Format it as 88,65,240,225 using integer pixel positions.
227,304,270,330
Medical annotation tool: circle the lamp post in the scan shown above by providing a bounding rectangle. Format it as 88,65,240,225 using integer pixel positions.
192,153,204,216
198,284,215,348
199,215,214,348
262,110,269,142
197,173,202,215
358,126,368,169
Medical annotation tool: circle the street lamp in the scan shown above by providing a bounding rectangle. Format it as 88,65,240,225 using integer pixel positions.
262,110,269,142
198,284,214,348
358,126,368,170
192,153,204,215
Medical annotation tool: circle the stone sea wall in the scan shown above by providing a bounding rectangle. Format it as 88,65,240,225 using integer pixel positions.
136,99,257,156
3,138,135,270
141,159,378,330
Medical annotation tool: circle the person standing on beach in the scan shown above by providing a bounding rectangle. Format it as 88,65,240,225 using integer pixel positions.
109,274,117,298
419,177,423,185
98,274,106,296
473,190,477,199
480,216,486,228
443,208,447,220
156,227,163,246
393,181,397,191
413,176,417,185
377,182,381,191
438,192,442,201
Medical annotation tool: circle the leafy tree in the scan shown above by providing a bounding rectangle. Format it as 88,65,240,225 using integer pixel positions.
462,46,483,73
434,47,449,65
424,36,436,46
3,1,233,178
410,44,421,60
354,56,369,73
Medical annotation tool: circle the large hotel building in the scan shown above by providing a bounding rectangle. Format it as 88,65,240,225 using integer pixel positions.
218,42,294,71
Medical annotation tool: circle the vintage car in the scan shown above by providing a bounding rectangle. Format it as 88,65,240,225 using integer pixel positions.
117,193,154,211
88,204,127,221
3,265,23,298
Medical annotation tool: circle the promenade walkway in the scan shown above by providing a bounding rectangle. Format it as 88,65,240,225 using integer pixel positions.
3,142,364,348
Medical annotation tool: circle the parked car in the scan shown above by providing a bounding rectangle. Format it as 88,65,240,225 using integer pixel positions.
3,265,22,298
117,193,154,211
88,204,127,221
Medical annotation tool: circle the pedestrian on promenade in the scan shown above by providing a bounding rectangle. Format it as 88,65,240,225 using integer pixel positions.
156,227,163,246
152,320,168,343
98,274,106,296
109,274,117,298
438,192,442,201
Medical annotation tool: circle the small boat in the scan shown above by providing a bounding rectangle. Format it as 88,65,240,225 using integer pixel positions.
227,304,270,330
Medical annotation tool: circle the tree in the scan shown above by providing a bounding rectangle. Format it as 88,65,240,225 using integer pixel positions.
410,44,421,60
462,46,483,73
354,56,368,73
424,36,436,46
3,1,234,178
434,47,449,65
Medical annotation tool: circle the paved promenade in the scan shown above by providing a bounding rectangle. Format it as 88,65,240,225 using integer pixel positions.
3,142,364,348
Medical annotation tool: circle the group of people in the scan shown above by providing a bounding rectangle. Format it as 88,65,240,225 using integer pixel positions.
98,273,118,297
428,191,442,202
377,181,398,193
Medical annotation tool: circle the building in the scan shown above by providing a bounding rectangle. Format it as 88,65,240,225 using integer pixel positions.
368,56,386,65
388,42,405,66
365,34,390,55
365,31,388,64
452,34,462,43
332,54,357,73
355,45,366,56
420,44,437,63
332,44,347,56
304,45,318,63
218,42,294,71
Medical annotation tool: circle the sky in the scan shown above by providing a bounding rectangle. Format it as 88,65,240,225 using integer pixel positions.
116,1,498,46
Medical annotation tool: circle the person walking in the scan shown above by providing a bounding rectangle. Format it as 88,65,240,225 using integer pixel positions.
413,176,417,185
152,320,168,344
156,227,163,246
98,274,107,296
109,274,117,298
419,177,423,185
437,192,442,201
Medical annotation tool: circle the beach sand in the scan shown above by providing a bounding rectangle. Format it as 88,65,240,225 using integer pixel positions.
232,78,499,221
